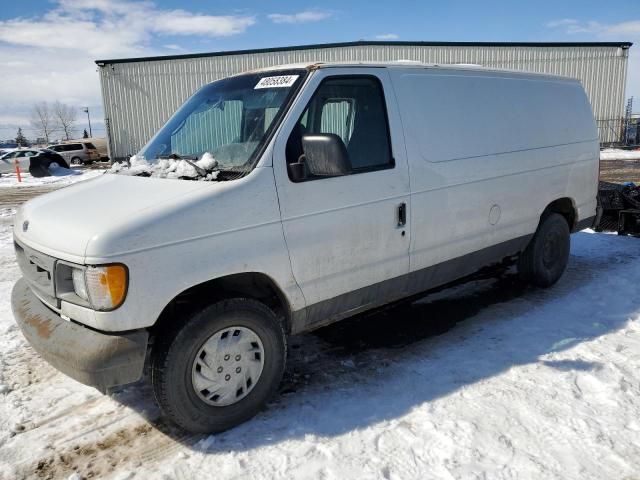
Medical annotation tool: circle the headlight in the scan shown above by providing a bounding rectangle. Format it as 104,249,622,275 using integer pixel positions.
72,267,88,300
72,264,128,310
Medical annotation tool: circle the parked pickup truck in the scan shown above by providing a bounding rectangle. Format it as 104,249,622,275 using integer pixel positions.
12,62,600,433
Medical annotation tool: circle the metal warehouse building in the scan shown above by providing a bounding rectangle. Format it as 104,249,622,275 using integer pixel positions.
96,40,632,160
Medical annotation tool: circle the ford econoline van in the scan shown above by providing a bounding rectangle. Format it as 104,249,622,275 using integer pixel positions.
11,62,600,433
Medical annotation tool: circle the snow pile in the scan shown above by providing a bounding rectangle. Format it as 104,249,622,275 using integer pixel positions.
197,152,217,171
47,163,82,177
49,163,80,175
110,153,220,181
600,148,640,161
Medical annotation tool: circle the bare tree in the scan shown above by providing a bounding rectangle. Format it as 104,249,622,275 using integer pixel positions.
53,101,77,141
30,102,56,144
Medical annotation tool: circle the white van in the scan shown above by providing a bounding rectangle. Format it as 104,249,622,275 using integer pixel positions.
12,62,599,433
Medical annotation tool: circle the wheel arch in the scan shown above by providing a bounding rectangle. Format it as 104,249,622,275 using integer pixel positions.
151,272,292,337
540,197,577,231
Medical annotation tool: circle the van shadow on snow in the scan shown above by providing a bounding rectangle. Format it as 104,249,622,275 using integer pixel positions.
111,232,640,455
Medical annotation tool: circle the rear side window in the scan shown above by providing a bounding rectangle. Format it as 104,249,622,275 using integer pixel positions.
84,143,96,149
287,76,393,174
67,144,83,151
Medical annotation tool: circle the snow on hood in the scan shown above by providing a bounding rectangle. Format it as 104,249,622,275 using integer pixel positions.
109,153,220,180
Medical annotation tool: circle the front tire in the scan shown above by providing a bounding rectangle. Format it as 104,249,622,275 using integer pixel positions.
518,212,570,287
151,298,286,433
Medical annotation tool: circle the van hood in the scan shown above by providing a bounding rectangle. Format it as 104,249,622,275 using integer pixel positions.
14,173,218,262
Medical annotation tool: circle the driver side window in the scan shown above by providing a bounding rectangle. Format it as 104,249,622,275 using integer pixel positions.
286,75,393,178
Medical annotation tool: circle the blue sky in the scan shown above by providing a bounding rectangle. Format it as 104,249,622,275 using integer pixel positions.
0,0,638,141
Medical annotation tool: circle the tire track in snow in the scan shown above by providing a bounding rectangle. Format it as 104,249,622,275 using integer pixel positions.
0,185,60,208
14,415,201,479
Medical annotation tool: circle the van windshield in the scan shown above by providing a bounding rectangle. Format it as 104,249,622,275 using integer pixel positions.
111,70,306,181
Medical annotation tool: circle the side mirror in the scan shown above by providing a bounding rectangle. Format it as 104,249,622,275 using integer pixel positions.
301,133,352,177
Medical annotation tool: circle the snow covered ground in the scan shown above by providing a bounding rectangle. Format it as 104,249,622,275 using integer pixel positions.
600,148,640,161
0,210,639,479
0,165,104,188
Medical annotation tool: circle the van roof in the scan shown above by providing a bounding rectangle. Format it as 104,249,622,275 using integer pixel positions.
246,61,579,82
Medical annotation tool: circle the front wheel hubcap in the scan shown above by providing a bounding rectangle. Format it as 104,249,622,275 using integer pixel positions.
191,326,265,406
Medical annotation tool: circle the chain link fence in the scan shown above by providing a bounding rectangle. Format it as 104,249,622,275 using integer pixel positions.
597,117,640,147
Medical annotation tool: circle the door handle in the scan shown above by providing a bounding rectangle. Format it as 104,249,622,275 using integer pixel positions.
398,202,407,227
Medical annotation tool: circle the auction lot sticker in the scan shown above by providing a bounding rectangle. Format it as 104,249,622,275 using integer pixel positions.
255,75,299,89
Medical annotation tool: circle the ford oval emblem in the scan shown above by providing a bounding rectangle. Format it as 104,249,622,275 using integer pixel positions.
22,220,29,232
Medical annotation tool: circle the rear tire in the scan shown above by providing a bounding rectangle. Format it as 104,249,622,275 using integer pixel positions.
71,157,82,165
151,298,287,433
518,213,570,287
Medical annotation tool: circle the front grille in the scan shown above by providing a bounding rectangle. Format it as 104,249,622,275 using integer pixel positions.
14,239,58,307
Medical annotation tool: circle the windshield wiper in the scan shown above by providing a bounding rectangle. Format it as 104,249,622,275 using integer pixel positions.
214,167,250,181
157,153,199,160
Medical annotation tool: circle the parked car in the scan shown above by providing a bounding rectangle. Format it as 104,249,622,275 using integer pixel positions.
0,148,17,157
12,62,599,433
0,149,36,175
47,142,99,165
0,148,70,177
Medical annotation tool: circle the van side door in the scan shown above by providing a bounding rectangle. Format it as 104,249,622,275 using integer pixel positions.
272,68,411,331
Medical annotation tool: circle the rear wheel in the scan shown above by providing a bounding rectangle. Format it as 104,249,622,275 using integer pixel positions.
518,213,570,287
151,298,286,433
71,157,82,165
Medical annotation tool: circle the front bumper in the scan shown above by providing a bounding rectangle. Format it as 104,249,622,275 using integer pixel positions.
11,277,148,393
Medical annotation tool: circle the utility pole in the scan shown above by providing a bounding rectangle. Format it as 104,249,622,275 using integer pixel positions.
83,107,93,138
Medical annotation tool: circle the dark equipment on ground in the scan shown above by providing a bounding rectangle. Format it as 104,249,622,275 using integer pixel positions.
597,181,640,236
28,150,70,178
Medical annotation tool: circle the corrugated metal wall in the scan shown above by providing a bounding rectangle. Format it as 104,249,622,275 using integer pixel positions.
98,43,630,159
